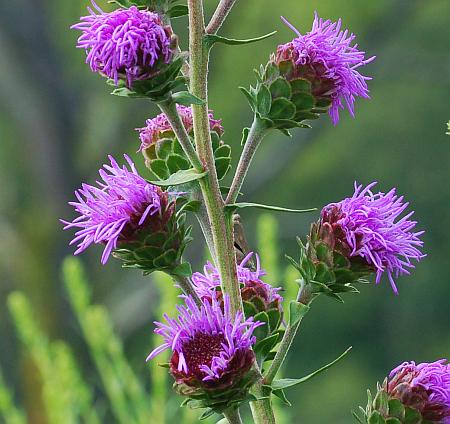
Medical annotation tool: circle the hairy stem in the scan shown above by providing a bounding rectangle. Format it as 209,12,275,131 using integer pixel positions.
223,407,244,424
187,0,242,315
226,117,269,204
206,0,238,34
157,99,203,172
171,274,202,306
250,383,276,424
265,283,313,383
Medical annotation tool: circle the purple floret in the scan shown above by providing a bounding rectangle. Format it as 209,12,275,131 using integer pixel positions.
388,360,450,423
321,182,425,293
191,252,282,303
147,294,261,384
72,1,172,86
277,12,375,124
62,155,163,264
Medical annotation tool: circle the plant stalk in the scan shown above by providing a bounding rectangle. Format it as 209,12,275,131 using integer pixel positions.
187,0,242,315
171,273,202,306
226,117,269,204
206,0,238,34
223,407,244,424
265,282,312,383
250,383,276,424
157,99,203,172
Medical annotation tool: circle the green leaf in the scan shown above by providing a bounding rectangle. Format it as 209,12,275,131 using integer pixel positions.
204,31,277,49
167,154,191,173
269,98,296,120
215,157,231,180
270,347,352,390
269,78,292,99
167,4,188,18
171,262,192,278
149,168,208,186
368,412,386,424
254,334,279,358
256,85,272,116
388,399,405,419
172,91,205,106
289,300,310,327
386,419,401,424
149,159,170,180
292,92,315,111
241,126,250,145
239,87,256,112
404,407,422,424
226,202,317,214
272,389,291,406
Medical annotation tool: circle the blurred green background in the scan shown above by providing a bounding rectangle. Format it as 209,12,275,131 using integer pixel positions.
0,0,449,423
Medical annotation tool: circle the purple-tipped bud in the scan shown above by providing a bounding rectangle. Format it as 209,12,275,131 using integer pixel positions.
72,2,174,87
275,12,375,125
147,295,261,393
318,182,425,293
192,253,283,317
387,360,450,423
137,105,223,152
62,155,187,272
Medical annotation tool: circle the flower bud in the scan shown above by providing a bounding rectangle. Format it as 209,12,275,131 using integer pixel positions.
360,360,450,424
192,253,283,328
61,155,190,274
72,2,182,99
137,106,231,180
147,295,262,411
243,12,374,131
291,182,424,301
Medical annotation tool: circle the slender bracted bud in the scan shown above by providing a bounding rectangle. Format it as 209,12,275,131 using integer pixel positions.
61,155,191,275
147,295,262,413
290,182,425,301
137,106,231,180
71,1,184,100
358,360,450,424
242,12,375,133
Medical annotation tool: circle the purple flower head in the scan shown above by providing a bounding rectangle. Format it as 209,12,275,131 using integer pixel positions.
275,13,375,125
192,252,283,308
72,2,173,86
62,155,170,264
388,360,450,423
147,294,261,389
137,105,224,151
320,182,425,293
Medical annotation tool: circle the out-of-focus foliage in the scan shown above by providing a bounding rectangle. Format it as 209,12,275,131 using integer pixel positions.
0,0,449,423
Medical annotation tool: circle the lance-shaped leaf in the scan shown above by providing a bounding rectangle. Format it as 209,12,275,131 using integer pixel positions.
270,347,352,390
149,168,208,186
167,4,188,18
289,300,310,327
172,91,205,106
226,202,317,214
204,31,277,50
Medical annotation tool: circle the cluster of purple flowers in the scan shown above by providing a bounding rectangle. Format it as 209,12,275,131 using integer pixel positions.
137,105,223,151
388,360,450,423
62,155,166,264
276,13,375,124
72,2,173,86
321,182,425,293
147,294,261,388
191,252,282,304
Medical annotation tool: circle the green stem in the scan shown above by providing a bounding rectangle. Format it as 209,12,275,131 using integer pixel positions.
223,407,244,424
265,283,312,383
250,383,276,424
157,99,203,172
226,117,269,204
171,273,202,306
187,0,242,315
206,0,238,34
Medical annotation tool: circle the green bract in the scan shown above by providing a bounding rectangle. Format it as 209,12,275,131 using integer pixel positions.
240,60,333,135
